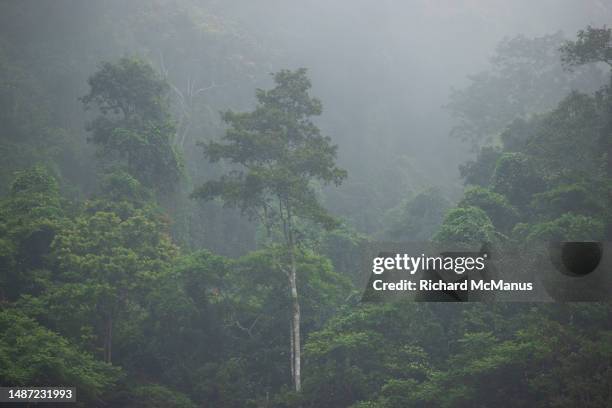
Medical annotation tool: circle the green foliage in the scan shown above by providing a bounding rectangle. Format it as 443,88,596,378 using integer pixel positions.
6,165,62,220
382,188,451,241
0,62,356,405
98,169,153,205
459,146,501,186
193,68,348,392
560,25,612,68
490,152,545,210
118,247,352,406
318,224,368,285
297,304,612,408
194,68,346,231
526,91,604,181
512,213,604,242
2,14,612,408
0,43,74,196
297,302,439,408
530,182,605,219
499,117,541,152
86,170,154,220
448,32,604,147
0,308,121,405
417,308,612,408
52,209,177,285
82,57,183,193
230,248,353,354
82,58,170,120
0,166,64,300
109,384,196,408
38,201,178,361
459,187,518,233
433,206,496,245
597,75,612,184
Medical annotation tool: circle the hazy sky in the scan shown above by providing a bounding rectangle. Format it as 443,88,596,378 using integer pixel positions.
214,0,612,175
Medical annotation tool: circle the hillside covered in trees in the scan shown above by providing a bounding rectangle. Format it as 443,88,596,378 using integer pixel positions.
1,1,611,407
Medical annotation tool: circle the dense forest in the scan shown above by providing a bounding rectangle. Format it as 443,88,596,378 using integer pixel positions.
1,1,611,407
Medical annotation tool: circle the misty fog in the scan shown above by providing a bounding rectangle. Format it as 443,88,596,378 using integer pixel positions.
2,1,612,406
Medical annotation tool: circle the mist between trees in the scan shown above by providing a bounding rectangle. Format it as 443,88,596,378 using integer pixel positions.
1,1,612,407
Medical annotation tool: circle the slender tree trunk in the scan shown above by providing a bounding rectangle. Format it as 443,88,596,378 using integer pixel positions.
288,247,301,391
281,198,302,392
605,96,612,240
289,320,295,385
606,159,612,240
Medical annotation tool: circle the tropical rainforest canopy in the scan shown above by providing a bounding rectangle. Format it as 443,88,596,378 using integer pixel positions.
0,1,611,407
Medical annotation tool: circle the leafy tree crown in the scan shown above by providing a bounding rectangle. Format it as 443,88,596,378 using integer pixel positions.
194,68,346,231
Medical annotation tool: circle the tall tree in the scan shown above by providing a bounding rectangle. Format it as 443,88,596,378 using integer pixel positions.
81,57,183,194
561,26,612,238
49,173,178,363
193,68,346,391
0,166,63,301
560,26,612,176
